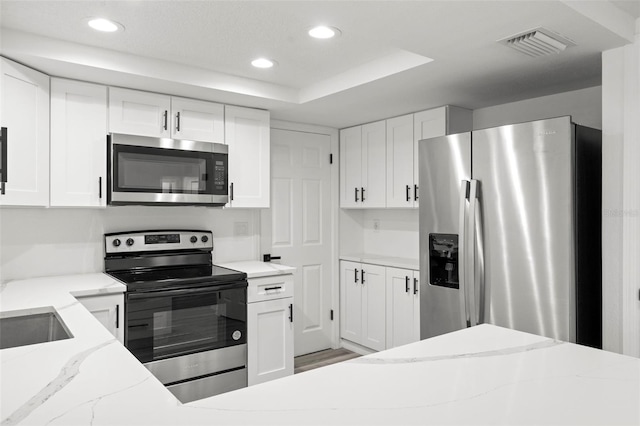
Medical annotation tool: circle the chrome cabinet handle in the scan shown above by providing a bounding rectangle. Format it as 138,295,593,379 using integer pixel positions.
163,110,168,131
175,112,181,132
414,184,418,201
361,187,365,202
361,270,366,284
355,187,359,202
413,277,418,294
354,268,359,283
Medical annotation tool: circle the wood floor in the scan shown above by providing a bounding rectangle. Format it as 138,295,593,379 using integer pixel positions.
294,348,361,374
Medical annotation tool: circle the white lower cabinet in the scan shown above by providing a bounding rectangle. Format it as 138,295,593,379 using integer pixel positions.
339,261,386,351
247,274,294,386
386,268,420,348
77,293,124,344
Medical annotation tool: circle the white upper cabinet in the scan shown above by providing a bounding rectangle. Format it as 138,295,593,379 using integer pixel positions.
341,106,471,210
170,97,224,143
339,120,386,208
50,79,107,207
0,58,50,207
108,87,171,138
224,105,270,208
108,88,224,143
386,114,416,208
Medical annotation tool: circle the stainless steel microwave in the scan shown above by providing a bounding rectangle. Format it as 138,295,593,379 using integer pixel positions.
107,133,228,206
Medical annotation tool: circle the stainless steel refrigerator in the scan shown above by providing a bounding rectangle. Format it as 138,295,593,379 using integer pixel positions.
419,116,601,348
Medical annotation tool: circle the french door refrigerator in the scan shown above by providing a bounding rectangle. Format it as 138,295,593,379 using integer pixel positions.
419,116,602,348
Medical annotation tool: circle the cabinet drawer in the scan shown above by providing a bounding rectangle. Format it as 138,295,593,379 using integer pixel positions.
247,275,294,303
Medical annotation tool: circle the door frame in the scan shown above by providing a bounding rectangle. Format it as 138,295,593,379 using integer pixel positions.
268,119,340,350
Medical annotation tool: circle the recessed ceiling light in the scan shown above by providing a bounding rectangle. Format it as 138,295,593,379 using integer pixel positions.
251,58,276,69
87,18,123,33
308,26,341,39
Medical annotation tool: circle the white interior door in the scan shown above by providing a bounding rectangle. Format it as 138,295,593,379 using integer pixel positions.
261,128,333,356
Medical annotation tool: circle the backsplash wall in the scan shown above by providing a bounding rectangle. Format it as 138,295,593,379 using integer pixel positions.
0,207,261,282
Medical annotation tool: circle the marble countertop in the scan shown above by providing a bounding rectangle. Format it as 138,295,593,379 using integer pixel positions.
216,260,296,278
340,253,419,270
1,274,639,425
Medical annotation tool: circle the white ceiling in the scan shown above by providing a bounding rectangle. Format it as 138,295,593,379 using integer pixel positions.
1,1,637,129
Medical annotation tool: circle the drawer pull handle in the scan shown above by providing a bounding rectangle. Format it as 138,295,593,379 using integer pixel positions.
264,286,282,291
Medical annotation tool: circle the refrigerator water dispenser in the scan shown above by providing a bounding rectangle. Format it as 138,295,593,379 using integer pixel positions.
429,234,459,289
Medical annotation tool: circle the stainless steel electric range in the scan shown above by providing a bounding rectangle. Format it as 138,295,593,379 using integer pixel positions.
104,230,247,403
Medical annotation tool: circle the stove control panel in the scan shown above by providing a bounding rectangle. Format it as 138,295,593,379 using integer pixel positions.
105,230,214,254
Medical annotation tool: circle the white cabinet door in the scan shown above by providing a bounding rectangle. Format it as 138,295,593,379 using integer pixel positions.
77,293,124,344
50,79,107,207
225,105,270,208
361,263,386,351
171,97,224,143
386,267,420,349
361,120,386,208
0,58,49,206
413,107,448,209
247,297,294,386
340,261,362,343
108,87,171,137
386,114,415,208
339,126,362,208
340,261,386,351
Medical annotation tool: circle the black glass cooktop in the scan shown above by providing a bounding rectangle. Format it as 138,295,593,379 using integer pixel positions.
108,265,247,292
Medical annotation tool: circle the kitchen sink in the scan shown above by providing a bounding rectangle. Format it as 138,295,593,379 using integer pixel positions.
0,307,73,349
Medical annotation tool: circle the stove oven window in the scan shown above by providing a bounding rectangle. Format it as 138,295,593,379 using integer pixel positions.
126,285,247,363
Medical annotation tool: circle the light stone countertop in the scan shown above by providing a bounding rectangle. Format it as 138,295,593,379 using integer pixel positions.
1,273,639,425
340,253,419,270
216,260,296,278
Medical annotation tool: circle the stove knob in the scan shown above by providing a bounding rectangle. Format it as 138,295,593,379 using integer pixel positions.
190,236,198,243
201,235,209,243
126,238,134,247
112,239,121,247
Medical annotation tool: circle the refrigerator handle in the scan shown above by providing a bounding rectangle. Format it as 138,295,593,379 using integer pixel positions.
458,180,471,328
468,180,479,327
471,179,486,325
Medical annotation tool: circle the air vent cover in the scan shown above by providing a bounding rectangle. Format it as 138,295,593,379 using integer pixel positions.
499,27,576,57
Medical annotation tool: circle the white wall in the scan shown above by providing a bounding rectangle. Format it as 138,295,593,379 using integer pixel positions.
0,207,261,282
601,21,640,357
473,86,602,130
362,209,418,259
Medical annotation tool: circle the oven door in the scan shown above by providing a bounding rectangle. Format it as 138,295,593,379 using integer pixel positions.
108,133,228,206
125,281,246,364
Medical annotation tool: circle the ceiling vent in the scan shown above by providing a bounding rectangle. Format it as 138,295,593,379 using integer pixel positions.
498,27,576,57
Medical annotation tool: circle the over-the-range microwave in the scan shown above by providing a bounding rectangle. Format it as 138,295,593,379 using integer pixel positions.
107,133,228,207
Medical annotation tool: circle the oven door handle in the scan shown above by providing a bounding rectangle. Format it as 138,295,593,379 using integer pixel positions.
127,282,246,299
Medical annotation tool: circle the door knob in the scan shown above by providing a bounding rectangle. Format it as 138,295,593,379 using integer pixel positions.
263,253,282,262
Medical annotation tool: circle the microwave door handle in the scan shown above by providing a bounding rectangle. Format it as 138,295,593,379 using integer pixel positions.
458,180,470,328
